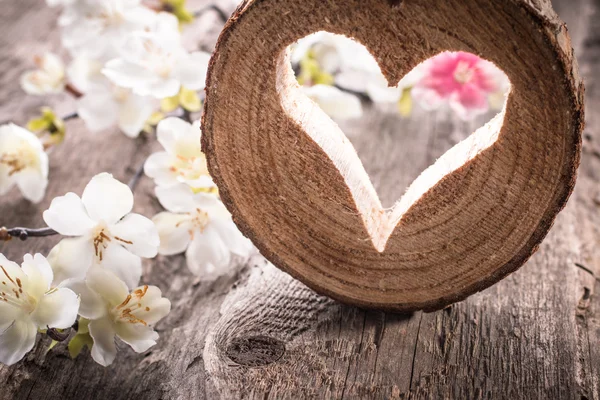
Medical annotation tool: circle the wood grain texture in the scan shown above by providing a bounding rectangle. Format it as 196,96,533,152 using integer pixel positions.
202,0,584,312
0,0,599,399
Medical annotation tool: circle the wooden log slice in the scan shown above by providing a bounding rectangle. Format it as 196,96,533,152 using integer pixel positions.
201,0,584,312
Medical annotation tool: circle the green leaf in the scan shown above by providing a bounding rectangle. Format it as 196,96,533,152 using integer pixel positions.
163,0,194,26
27,117,49,132
297,50,333,86
161,95,180,113
179,87,202,112
397,87,413,117
68,333,93,359
47,340,59,353
68,318,93,359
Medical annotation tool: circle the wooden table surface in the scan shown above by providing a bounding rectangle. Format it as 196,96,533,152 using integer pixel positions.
1,0,599,398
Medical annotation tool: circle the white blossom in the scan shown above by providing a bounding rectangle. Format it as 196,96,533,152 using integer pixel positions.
43,173,159,289
153,184,253,280
78,84,155,138
20,53,66,96
302,84,362,120
292,32,380,76
0,124,49,203
103,13,211,99
293,32,424,105
72,268,170,366
0,253,79,366
66,57,104,94
59,0,156,61
144,117,215,190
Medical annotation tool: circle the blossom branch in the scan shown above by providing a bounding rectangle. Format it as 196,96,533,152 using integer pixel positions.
1,157,148,242
0,226,57,241
127,158,146,192
65,83,83,98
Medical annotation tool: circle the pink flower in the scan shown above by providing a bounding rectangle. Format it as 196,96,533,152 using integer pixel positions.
412,51,507,120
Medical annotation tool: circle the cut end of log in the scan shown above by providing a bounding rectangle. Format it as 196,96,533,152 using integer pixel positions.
202,0,584,312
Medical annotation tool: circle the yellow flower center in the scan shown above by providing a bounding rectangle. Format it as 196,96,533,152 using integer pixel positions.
453,61,475,85
93,224,133,262
0,147,38,176
111,285,151,326
170,148,210,183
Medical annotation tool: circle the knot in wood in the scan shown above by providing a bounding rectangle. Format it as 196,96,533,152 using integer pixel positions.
225,336,285,367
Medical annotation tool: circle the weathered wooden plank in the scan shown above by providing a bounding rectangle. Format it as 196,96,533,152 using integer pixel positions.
203,0,600,398
0,0,599,399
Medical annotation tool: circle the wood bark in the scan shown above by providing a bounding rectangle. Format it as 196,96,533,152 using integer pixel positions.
202,0,584,311
0,0,599,399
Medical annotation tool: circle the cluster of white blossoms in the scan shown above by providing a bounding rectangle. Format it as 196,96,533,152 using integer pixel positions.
292,32,510,121
2,1,254,368
9,0,212,204
145,118,254,279
1,173,170,367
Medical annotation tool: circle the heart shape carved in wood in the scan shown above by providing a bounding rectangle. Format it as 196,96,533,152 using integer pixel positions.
202,0,584,312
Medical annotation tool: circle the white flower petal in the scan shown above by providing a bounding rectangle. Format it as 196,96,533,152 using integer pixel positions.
152,212,193,256
78,89,120,132
186,227,232,279
144,152,176,186
303,85,363,120
114,323,158,353
0,303,19,332
155,183,197,213
174,51,211,91
89,316,117,367
0,319,38,366
365,72,402,103
118,93,154,138
67,57,105,93
86,268,129,307
110,213,160,258
30,288,79,329
64,279,106,320
0,254,28,289
411,86,445,110
334,69,371,93
0,166,16,196
137,287,171,325
95,244,142,291
15,167,48,203
211,219,253,257
47,237,94,286
82,173,133,224
144,78,181,99
43,192,96,236
156,117,193,154
102,59,156,93
21,253,53,298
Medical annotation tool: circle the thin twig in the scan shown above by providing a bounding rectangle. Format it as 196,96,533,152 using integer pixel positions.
0,111,79,128
128,159,146,192
193,5,229,22
62,112,79,121
181,108,193,123
65,83,83,98
333,84,372,102
47,327,71,342
0,226,57,241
